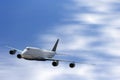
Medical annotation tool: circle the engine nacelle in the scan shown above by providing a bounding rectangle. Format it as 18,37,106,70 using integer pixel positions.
52,61,59,67
17,54,22,59
9,49,17,55
69,63,75,68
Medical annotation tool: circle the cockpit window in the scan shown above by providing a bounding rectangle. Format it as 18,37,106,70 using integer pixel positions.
26,48,30,50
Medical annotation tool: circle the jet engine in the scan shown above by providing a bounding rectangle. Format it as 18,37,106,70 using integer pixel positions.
9,49,17,55
52,61,59,67
17,54,22,59
69,63,75,68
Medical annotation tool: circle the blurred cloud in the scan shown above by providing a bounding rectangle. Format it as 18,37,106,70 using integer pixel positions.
37,0,120,80
0,52,96,80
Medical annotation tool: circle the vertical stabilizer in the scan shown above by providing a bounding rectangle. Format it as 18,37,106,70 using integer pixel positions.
52,39,59,52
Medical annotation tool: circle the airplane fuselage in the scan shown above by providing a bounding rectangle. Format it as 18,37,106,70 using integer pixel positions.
21,47,56,61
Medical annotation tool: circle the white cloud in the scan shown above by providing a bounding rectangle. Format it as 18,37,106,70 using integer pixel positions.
73,0,120,13
0,54,96,80
72,13,106,24
37,0,120,80
100,26,120,56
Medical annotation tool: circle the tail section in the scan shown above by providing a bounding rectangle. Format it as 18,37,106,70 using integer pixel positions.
52,39,59,52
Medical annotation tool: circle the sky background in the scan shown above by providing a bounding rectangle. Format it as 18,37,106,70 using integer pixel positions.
0,0,120,80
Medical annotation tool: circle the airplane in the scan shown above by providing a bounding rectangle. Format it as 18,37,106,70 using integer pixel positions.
8,39,94,68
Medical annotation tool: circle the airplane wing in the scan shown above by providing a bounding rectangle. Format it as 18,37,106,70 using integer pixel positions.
6,45,22,53
56,53,79,57
46,58,95,65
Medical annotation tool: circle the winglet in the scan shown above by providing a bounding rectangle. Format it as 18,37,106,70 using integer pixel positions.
52,39,59,52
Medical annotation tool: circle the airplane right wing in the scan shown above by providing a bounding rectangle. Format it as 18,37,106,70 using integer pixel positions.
6,46,22,55
6,46,22,52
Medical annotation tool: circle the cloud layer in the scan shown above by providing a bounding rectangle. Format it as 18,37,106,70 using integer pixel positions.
38,0,120,80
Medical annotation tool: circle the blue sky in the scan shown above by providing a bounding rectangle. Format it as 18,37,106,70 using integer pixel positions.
0,0,72,48
0,0,120,80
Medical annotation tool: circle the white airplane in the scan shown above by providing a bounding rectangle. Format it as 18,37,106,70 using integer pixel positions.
8,39,93,68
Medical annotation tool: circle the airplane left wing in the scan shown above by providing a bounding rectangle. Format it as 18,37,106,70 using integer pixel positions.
48,58,95,65
45,58,95,68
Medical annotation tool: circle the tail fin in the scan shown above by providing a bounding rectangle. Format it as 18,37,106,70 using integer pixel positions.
52,39,59,52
